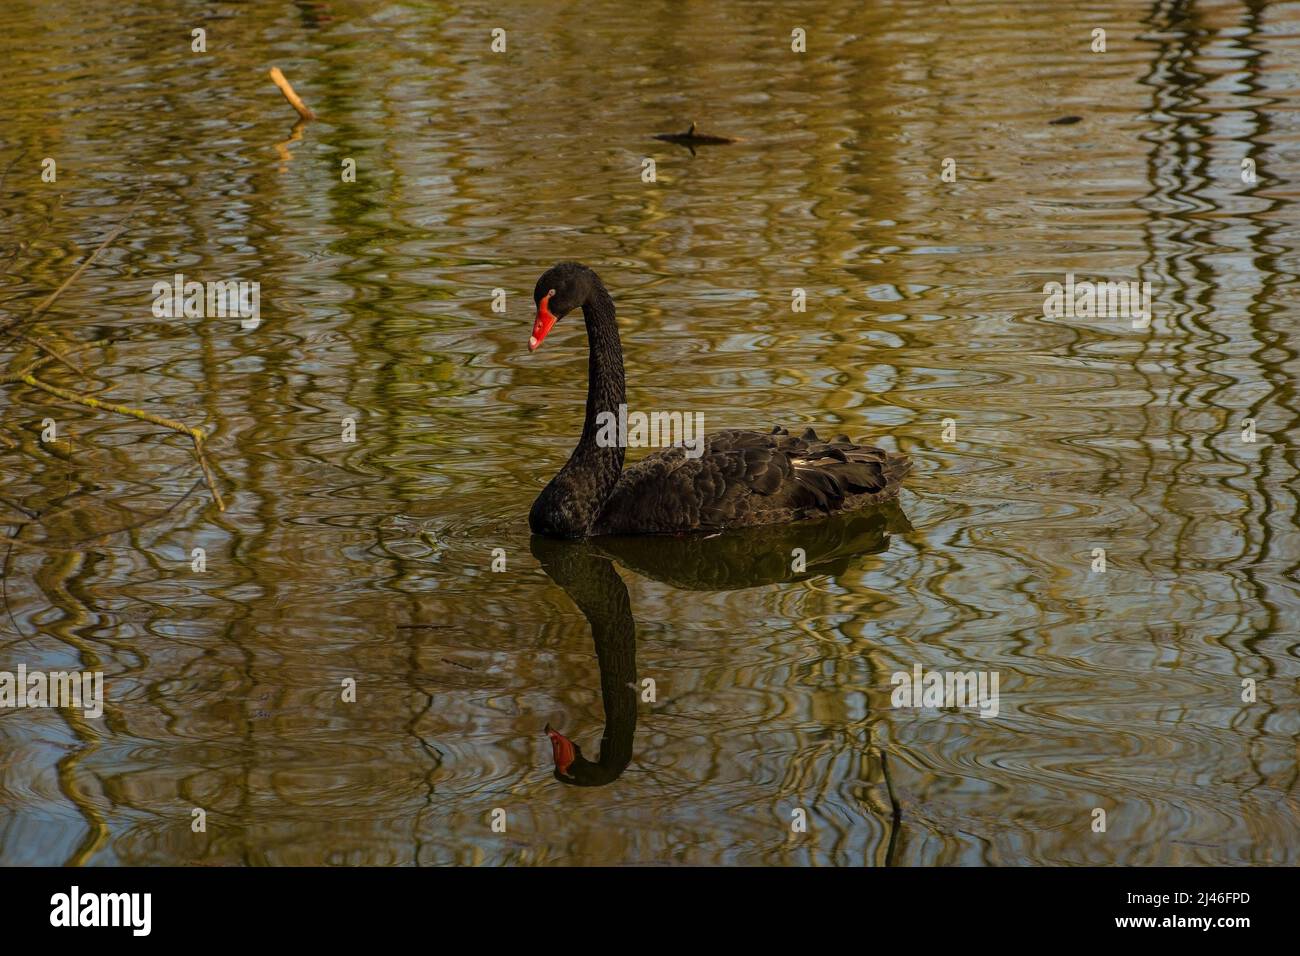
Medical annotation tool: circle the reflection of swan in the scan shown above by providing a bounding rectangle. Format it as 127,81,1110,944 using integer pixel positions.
531,503,911,787
594,502,910,591
531,537,637,787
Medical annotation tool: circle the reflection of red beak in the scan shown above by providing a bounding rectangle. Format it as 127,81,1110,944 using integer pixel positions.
544,722,576,776
529,292,557,351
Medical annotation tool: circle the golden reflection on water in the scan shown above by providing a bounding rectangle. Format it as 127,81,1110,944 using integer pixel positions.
0,0,1297,865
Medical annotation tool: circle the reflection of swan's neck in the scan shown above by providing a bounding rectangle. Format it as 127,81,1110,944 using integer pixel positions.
532,539,638,787
582,595,638,782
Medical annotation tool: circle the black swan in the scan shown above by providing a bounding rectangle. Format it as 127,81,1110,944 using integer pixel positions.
526,262,912,539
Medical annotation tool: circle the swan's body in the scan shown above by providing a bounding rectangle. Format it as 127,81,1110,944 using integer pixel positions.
526,262,911,539
588,427,909,535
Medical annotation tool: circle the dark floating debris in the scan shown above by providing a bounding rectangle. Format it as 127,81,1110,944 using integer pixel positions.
1049,115,1082,125
653,121,742,153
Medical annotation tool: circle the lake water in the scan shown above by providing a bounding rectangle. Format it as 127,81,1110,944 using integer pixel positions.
1,0,1297,865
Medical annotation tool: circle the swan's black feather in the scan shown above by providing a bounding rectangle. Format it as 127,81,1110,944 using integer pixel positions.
591,428,911,535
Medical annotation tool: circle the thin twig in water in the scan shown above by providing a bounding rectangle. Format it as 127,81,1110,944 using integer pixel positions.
0,148,24,198
2,476,205,555
5,372,224,510
880,749,903,867
0,495,38,519
9,329,87,379
189,439,224,511
62,424,74,501
7,372,203,436
0,182,145,337
2,193,63,272
2,523,27,637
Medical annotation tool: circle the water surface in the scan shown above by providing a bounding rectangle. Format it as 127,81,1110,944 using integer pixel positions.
1,0,1297,865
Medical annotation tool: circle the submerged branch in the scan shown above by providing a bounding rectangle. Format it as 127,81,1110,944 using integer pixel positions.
0,178,227,620
8,329,87,378
2,182,145,338
4,372,225,511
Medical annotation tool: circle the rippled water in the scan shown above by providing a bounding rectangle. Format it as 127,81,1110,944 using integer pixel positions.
1,0,1297,865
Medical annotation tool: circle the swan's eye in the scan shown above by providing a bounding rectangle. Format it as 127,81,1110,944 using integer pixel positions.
548,288,556,298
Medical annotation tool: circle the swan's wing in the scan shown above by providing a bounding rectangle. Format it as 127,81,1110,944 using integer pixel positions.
593,427,910,534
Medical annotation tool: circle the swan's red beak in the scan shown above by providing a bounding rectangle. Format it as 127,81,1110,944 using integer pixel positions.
529,292,558,351
545,722,576,776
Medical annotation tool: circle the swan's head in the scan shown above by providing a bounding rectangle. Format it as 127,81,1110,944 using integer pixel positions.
529,261,597,351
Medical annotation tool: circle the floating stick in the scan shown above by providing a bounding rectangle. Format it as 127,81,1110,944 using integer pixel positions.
269,67,317,121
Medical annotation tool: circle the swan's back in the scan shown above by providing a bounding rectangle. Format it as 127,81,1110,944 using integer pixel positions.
591,426,911,535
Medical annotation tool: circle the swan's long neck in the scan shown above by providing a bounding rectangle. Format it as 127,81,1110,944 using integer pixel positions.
529,282,626,538
577,285,626,464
